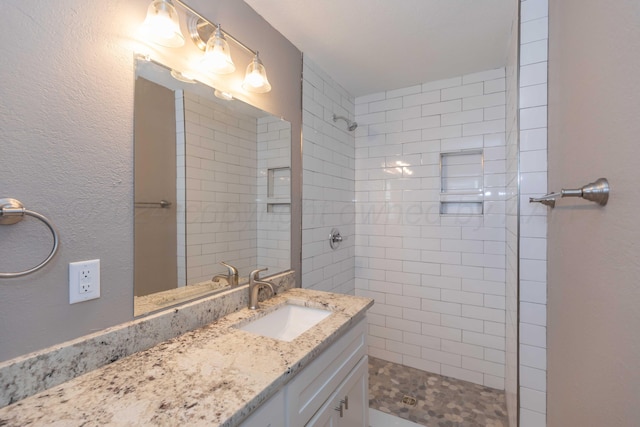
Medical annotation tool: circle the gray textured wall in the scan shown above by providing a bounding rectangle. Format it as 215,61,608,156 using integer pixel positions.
547,0,640,424
0,0,301,362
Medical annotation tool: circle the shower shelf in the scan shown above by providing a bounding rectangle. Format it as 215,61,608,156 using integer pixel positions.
266,166,290,213
439,150,484,215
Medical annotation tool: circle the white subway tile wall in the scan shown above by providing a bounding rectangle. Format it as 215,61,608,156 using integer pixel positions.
183,92,258,284
354,68,507,389
519,0,548,425
302,57,356,294
257,116,291,273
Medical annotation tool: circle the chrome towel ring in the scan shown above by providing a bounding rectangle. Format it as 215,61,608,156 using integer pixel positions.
0,198,59,278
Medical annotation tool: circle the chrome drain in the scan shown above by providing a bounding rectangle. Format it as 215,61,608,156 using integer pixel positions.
402,395,417,406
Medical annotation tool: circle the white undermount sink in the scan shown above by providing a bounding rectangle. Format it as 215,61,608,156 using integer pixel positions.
236,303,332,342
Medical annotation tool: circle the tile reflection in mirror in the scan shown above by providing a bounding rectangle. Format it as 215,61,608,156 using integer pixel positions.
134,59,291,316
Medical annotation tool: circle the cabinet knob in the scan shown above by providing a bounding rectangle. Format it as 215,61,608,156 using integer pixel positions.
334,402,344,417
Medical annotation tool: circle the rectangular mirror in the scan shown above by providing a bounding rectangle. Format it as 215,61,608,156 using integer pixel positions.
134,58,291,316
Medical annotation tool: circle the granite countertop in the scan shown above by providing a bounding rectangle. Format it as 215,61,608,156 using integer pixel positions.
0,288,373,426
133,279,231,316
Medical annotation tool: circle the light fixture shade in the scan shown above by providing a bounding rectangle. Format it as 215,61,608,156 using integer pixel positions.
201,25,235,74
242,52,272,93
141,0,184,48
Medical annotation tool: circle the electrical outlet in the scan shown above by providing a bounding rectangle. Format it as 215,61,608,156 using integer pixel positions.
69,259,100,304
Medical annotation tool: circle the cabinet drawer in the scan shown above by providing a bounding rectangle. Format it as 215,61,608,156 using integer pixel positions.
286,317,367,427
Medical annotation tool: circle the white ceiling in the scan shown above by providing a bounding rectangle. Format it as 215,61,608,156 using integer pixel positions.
243,0,516,97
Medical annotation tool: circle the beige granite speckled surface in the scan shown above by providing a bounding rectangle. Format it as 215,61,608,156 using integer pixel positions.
133,278,231,316
0,288,373,427
0,271,295,408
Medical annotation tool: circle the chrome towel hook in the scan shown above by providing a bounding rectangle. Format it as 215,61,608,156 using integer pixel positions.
0,198,60,278
529,178,610,208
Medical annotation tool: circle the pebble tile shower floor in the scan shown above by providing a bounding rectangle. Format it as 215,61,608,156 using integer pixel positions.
369,356,508,427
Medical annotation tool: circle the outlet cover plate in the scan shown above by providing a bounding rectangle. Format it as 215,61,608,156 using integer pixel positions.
69,259,100,304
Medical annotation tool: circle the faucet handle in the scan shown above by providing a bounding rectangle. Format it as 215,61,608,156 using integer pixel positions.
249,267,268,282
220,261,238,274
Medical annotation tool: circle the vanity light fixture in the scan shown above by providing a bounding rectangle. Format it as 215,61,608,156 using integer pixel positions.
139,0,272,93
242,52,272,93
200,24,236,74
140,0,185,48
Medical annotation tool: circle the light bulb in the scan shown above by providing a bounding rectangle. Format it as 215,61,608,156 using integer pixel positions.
245,69,264,87
242,52,271,93
140,0,184,48
201,25,235,74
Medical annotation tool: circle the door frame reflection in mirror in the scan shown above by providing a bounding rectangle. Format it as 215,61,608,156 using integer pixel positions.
133,58,292,317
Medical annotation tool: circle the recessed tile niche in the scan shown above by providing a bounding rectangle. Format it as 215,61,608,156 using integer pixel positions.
439,150,484,215
267,167,291,212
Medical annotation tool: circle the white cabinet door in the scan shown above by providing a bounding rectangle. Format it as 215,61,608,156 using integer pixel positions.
305,405,339,427
241,389,285,427
306,356,369,427
287,318,367,427
337,356,368,427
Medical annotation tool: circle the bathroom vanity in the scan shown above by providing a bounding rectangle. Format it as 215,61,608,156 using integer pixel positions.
243,316,368,426
0,287,373,426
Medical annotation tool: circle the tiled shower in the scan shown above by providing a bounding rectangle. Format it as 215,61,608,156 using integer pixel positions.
354,67,508,390
301,0,549,425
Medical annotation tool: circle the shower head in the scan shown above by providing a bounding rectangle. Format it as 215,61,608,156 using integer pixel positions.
332,114,358,131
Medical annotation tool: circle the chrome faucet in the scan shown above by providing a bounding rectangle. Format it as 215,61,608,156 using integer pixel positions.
248,268,275,310
212,261,238,287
